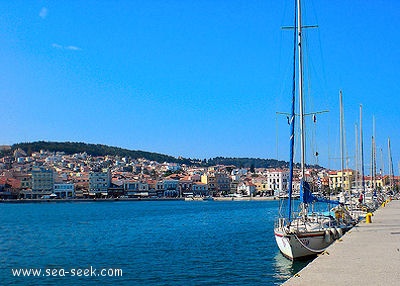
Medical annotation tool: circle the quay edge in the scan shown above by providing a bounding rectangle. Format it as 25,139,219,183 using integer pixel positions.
283,199,400,285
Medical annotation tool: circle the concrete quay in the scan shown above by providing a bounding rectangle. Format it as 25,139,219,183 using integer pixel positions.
283,200,400,286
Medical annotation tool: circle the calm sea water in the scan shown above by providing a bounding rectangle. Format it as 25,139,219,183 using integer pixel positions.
0,200,310,285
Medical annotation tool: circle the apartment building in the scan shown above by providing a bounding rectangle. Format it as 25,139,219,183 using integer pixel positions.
265,169,289,193
89,168,111,196
201,172,230,196
329,169,355,191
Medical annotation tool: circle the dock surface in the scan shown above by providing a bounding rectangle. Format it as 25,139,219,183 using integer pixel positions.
283,200,400,285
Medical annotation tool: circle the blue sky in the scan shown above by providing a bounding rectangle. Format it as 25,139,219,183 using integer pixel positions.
1,1,399,174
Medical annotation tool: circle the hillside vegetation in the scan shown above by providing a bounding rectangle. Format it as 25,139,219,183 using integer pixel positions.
11,141,292,169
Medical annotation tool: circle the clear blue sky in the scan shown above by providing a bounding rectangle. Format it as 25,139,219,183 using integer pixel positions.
1,1,399,174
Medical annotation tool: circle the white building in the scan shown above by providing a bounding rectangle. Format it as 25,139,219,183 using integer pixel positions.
54,183,75,198
237,181,256,196
266,169,289,194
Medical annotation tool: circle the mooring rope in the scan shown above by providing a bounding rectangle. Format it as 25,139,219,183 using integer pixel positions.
293,232,330,253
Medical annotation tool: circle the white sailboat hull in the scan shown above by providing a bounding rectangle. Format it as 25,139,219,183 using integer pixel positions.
274,218,354,260
274,229,330,260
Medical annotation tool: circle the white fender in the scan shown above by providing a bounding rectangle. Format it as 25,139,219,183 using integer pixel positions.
324,230,331,243
330,227,338,239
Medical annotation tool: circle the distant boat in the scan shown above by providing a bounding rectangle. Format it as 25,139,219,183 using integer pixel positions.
203,196,214,201
273,0,354,260
185,195,212,201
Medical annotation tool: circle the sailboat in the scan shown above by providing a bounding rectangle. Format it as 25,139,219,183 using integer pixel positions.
274,0,354,260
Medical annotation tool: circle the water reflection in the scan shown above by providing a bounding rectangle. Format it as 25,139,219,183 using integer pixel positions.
272,251,313,283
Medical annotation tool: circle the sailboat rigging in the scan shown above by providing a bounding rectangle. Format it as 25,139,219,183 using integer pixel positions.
274,0,354,260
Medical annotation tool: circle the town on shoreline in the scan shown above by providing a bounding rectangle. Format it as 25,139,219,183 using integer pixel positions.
0,147,398,201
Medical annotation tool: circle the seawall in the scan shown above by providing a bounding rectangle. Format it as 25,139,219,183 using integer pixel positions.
283,199,400,285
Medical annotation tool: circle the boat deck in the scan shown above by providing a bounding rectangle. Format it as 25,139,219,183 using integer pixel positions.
283,199,400,285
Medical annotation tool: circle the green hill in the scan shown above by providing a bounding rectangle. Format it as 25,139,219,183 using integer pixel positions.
11,141,292,169
12,141,183,163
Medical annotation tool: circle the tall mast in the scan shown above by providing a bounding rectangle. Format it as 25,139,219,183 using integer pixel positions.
380,148,384,176
360,105,365,198
371,116,376,190
297,0,305,179
340,91,344,190
355,124,359,191
388,137,394,190
285,0,299,223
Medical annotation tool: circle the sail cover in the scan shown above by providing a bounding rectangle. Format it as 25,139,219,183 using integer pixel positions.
300,180,340,205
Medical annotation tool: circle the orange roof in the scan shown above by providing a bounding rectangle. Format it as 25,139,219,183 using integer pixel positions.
0,177,21,188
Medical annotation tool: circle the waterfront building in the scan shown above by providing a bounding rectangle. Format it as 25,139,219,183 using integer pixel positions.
163,179,179,197
215,172,230,195
201,173,216,194
265,169,289,194
138,181,149,196
71,172,89,197
53,183,75,198
18,167,55,199
31,167,54,193
17,173,31,190
146,179,158,197
108,179,124,198
89,168,111,196
192,182,209,196
123,180,148,197
156,181,164,197
0,177,20,199
360,175,387,190
124,180,139,193
179,177,193,197
252,177,271,196
374,176,384,189
329,169,355,191
201,172,231,196
230,175,240,194
237,181,256,196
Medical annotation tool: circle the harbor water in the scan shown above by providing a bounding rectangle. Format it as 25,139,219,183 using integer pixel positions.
0,200,310,285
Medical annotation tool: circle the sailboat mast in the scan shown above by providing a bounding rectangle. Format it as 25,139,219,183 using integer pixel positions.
297,0,306,179
355,124,359,191
340,91,344,190
380,148,384,176
388,137,394,190
285,0,299,223
360,105,365,198
371,116,376,190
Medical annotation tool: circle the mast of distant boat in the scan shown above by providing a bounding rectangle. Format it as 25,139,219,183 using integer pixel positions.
388,138,394,192
339,91,346,200
371,116,376,192
355,123,359,195
360,105,366,203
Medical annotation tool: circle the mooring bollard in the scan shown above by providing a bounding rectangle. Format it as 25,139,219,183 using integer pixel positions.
366,212,372,224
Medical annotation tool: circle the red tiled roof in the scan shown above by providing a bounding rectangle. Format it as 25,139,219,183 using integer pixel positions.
0,177,21,188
